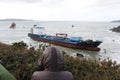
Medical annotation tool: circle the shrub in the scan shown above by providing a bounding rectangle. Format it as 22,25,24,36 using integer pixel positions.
0,42,120,80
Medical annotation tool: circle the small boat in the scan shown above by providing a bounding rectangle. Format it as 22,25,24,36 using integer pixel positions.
28,27,102,51
9,22,16,29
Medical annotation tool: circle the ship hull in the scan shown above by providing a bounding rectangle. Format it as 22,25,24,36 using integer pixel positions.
28,33,102,51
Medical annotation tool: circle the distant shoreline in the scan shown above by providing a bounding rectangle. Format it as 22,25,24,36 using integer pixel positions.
0,18,36,21
111,20,120,23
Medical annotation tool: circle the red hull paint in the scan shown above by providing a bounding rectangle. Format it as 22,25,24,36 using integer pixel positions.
31,37,100,51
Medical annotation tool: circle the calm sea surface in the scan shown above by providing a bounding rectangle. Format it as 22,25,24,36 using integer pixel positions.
0,21,120,63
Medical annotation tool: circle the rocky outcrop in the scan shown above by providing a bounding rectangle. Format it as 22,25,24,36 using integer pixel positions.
9,22,16,29
110,25,120,33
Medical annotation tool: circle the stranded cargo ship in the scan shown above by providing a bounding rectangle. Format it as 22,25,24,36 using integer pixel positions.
28,27,102,51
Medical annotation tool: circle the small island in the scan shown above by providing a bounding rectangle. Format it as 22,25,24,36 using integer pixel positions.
110,25,120,33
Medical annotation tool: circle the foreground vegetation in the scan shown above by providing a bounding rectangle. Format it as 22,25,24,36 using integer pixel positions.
0,41,120,80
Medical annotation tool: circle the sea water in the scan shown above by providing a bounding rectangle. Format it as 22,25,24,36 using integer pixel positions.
0,21,120,63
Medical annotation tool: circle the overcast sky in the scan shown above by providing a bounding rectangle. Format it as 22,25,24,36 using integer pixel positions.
0,0,120,21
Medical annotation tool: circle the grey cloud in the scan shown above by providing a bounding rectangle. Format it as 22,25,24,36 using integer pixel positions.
98,0,120,6
24,0,42,3
44,0,64,6
0,0,42,3
0,0,63,3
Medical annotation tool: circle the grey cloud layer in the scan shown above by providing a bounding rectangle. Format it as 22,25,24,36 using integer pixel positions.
0,0,42,3
98,0,120,6
0,0,63,3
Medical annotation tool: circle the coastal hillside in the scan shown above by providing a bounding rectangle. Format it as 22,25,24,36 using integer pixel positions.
0,41,120,80
111,20,120,23
110,25,120,33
